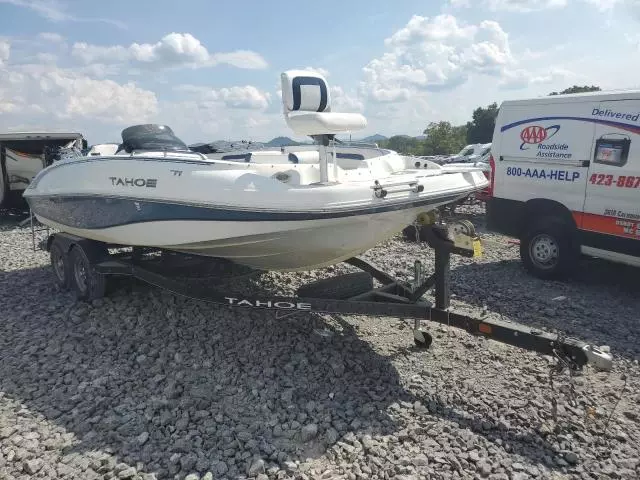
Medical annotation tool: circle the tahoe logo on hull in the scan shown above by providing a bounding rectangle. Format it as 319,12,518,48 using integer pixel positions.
520,125,561,150
109,177,158,187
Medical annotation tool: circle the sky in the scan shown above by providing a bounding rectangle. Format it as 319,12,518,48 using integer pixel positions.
1,0,640,145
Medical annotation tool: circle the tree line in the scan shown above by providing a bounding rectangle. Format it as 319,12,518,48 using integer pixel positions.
378,85,601,156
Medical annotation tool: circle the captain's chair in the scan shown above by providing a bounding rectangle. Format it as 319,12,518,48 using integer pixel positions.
281,70,367,137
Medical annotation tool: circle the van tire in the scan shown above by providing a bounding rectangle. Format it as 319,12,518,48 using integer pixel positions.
520,217,578,280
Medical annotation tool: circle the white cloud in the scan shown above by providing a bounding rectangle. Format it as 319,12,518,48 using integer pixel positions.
35,52,57,64
175,84,271,110
0,63,158,126
626,32,640,49
38,32,64,43
499,68,574,89
582,0,622,10
72,33,268,70
448,0,632,12
210,51,268,69
0,0,126,28
302,66,330,78
483,0,568,11
158,98,287,144
330,86,364,112
361,15,514,102
0,40,9,66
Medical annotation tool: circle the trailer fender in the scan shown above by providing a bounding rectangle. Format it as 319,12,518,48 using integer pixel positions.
47,233,109,262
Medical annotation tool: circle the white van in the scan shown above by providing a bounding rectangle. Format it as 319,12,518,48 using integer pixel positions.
485,90,640,279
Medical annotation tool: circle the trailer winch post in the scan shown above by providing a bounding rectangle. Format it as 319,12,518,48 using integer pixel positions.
434,245,450,310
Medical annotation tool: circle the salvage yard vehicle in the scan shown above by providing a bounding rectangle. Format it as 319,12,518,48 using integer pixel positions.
0,131,85,207
485,90,640,279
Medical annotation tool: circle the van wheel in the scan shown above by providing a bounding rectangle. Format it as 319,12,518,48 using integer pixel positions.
520,218,577,280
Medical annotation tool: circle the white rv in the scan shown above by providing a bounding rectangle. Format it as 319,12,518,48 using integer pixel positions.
0,131,85,207
486,90,640,279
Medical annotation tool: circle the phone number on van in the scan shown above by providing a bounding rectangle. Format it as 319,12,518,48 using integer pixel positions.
506,167,580,182
589,174,640,189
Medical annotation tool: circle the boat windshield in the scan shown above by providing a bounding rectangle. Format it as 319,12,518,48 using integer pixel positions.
120,124,188,152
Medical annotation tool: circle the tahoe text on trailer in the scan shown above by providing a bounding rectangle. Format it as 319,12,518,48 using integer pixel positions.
485,90,640,278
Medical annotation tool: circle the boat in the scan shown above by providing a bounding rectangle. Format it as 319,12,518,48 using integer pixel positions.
23,69,489,272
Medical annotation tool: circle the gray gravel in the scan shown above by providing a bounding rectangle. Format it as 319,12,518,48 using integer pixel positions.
0,203,639,480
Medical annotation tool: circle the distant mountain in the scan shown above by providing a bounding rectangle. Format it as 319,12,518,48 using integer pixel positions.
360,134,388,142
265,136,301,147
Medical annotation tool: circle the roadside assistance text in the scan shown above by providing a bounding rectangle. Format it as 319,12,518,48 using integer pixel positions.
506,167,580,181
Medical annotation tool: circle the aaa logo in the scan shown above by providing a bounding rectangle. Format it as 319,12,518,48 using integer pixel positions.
520,125,560,150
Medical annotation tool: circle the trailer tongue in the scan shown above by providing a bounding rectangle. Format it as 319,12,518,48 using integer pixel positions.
34,216,613,374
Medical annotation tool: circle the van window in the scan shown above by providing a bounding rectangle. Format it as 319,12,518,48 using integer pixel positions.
460,148,474,156
593,134,630,167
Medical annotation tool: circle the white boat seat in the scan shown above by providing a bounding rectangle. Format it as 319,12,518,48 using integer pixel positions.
281,69,367,136
288,150,320,164
285,111,367,136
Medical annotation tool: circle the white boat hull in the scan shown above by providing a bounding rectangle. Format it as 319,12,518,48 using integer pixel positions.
32,200,461,271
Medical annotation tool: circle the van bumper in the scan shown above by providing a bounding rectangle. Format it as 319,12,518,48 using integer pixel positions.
486,197,525,238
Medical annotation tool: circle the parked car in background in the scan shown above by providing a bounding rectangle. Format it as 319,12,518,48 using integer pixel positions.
444,143,492,164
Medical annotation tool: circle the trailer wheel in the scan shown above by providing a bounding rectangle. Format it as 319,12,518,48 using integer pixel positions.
0,159,7,207
49,240,71,290
413,329,433,349
520,217,577,280
69,246,107,301
296,272,373,299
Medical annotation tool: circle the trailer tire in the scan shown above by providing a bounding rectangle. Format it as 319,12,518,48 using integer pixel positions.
520,217,578,280
0,159,7,208
49,240,71,290
413,329,433,349
69,246,107,301
296,272,373,299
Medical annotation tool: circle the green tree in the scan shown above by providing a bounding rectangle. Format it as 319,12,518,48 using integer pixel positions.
378,135,421,154
465,102,499,144
549,85,601,95
421,121,467,156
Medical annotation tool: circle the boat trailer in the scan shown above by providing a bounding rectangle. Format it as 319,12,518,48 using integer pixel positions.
35,219,613,373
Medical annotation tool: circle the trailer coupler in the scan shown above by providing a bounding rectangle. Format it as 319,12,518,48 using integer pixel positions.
417,309,613,371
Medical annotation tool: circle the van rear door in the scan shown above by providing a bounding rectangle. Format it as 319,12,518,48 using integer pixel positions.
492,100,593,210
580,99,640,257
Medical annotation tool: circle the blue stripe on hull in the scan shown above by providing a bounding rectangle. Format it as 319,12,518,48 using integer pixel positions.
26,193,463,229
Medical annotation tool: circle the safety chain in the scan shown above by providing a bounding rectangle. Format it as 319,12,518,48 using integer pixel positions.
548,332,580,423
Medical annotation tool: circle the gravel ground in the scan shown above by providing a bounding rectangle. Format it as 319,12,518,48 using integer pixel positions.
0,203,638,480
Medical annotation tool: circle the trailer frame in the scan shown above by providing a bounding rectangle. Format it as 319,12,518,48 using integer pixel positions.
36,222,613,373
